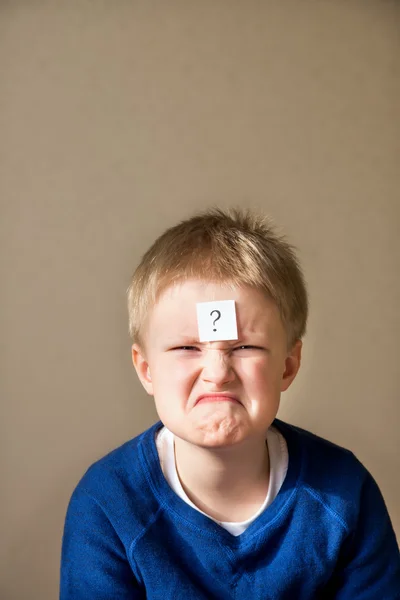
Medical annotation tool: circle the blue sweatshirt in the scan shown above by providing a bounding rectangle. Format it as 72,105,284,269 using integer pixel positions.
60,419,400,599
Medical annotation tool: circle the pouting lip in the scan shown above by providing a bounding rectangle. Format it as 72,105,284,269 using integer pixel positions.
194,393,241,406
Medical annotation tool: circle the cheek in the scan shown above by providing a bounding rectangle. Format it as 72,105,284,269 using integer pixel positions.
243,355,267,374
151,357,197,392
239,357,280,389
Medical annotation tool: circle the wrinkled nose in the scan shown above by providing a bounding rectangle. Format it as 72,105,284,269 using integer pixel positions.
201,350,235,386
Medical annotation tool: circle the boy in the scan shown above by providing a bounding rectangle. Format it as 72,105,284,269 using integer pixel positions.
60,208,400,599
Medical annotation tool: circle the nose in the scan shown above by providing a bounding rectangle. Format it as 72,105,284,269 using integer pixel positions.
200,349,235,386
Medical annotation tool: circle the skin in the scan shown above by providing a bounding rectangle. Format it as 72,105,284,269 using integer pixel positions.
132,280,302,522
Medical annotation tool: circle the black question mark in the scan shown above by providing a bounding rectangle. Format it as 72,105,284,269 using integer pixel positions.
210,310,221,332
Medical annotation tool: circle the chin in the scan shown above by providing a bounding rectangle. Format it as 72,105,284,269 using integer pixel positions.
197,436,243,449
191,415,247,447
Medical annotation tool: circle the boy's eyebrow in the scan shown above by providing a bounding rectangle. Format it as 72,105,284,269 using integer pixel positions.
161,336,199,345
164,327,270,346
167,337,249,346
169,337,207,345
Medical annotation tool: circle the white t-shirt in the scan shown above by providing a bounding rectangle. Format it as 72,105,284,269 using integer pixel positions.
155,425,289,536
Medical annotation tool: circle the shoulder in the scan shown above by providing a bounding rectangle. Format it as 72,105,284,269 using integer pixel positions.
274,417,362,468
81,422,156,483
66,421,163,534
273,419,376,529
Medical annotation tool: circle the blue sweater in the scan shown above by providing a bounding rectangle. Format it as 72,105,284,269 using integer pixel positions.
60,419,400,599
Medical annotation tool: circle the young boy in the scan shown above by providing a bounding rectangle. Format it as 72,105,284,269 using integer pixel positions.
60,208,400,599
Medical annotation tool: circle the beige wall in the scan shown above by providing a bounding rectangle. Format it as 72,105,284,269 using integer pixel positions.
1,1,399,598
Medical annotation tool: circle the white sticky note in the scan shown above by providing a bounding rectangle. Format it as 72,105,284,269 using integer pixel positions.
196,300,238,342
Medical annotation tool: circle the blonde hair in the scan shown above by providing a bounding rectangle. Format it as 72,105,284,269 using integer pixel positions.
127,208,308,348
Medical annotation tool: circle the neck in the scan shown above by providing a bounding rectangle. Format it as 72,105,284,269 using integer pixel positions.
173,434,270,522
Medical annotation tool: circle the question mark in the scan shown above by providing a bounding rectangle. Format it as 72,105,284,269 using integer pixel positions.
210,309,221,332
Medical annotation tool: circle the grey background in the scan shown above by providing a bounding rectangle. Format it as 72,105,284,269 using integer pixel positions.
1,1,399,598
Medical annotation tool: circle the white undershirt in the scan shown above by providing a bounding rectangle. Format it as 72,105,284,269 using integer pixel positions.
155,425,289,536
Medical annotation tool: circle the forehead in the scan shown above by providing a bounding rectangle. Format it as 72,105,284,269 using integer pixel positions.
146,279,284,340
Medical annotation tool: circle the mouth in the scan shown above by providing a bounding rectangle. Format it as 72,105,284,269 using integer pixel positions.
195,394,241,406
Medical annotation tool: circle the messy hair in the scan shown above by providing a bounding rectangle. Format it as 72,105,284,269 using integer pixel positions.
127,208,308,348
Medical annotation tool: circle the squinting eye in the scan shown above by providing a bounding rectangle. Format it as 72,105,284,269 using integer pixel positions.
233,345,262,351
173,346,199,351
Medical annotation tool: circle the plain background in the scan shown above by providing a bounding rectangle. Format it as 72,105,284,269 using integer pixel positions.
1,1,399,598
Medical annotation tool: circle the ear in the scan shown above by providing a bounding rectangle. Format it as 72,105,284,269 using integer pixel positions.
280,340,302,392
131,344,154,395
